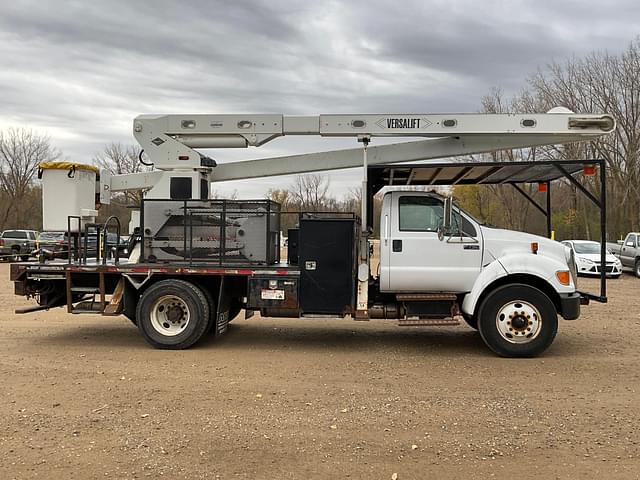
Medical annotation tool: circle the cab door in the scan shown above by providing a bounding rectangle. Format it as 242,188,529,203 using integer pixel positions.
621,234,637,267
382,193,483,292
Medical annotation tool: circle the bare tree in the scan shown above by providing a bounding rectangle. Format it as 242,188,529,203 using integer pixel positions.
0,128,59,229
527,39,640,237
290,174,330,211
94,143,149,205
456,39,640,239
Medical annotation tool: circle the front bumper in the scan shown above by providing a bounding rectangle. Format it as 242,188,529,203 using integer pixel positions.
578,262,622,276
559,292,581,320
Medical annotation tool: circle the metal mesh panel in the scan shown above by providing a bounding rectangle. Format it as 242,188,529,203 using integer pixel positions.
141,199,280,265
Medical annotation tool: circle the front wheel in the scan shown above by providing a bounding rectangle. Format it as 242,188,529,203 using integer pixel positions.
634,260,640,278
136,279,210,349
477,284,558,358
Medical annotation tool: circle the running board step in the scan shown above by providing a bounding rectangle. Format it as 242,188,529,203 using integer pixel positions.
398,317,461,327
396,293,457,301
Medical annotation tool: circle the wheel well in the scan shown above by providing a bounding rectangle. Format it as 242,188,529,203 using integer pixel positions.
475,274,562,316
123,275,246,313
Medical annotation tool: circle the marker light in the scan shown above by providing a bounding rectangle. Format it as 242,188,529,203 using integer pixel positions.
531,242,539,254
556,271,571,285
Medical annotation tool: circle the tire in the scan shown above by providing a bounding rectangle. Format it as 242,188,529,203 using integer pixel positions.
477,284,558,358
136,279,210,349
462,313,478,330
11,247,20,262
20,255,30,262
198,284,219,334
634,260,640,278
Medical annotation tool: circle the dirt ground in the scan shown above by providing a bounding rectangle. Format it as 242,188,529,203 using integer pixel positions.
1,263,639,479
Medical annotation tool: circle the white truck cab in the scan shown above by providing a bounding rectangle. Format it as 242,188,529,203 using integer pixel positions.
379,190,579,356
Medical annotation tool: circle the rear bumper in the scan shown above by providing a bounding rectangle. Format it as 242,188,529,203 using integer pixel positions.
559,292,581,320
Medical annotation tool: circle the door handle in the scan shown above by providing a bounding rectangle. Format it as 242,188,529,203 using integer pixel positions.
392,239,402,252
384,215,389,246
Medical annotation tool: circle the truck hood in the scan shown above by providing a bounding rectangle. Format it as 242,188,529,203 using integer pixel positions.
480,226,568,267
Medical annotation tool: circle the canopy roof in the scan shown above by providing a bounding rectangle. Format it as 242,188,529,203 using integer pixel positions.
368,159,601,191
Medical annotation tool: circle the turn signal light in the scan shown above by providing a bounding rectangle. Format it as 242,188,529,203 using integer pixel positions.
556,271,571,285
531,242,538,254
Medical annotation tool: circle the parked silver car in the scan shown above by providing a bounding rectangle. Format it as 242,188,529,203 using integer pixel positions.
562,240,622,278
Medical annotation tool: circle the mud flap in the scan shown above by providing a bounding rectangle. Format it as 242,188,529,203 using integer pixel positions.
215,277,231,336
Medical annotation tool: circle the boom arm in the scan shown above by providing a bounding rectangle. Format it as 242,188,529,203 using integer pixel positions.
132,111,615,175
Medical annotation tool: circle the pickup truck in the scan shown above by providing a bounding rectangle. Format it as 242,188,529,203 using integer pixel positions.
607,232,640,276
0,230,38,261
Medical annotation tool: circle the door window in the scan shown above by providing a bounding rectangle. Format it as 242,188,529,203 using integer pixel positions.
452,209,478,237
399,196,443,232
626,235,636,247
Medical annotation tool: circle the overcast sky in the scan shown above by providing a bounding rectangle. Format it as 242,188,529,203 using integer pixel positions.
2,0,639,198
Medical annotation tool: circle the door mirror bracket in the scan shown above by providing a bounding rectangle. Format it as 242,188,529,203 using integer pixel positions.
438,197,453,241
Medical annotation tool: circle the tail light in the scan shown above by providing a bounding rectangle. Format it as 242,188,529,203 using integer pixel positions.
0,239,4,246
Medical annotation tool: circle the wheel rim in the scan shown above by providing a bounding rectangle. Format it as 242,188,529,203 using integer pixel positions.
495,299,542,344
149,295,190,336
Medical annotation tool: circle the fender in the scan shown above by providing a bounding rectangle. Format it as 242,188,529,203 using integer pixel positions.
462,253,573,316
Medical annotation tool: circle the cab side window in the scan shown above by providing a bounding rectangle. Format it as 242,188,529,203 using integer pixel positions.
452,209,477,237
626,235,636,247
399,196,442,232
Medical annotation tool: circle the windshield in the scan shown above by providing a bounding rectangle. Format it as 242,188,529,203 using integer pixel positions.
573,242,605,254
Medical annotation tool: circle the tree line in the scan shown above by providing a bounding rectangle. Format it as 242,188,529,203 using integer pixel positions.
2,38,640,241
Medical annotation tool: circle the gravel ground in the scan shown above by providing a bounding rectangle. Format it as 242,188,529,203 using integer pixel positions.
1,263,639,479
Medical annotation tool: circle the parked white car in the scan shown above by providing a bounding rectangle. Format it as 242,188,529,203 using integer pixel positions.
561,240,622,277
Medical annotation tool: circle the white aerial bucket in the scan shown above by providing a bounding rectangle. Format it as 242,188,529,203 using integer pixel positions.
39,162,99,232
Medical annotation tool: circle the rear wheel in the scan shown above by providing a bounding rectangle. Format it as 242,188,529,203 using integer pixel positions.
478,284,558,357
634,259,640,278
136,280,210,349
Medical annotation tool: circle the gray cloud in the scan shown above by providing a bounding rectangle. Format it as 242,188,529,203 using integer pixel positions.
1,0,638,198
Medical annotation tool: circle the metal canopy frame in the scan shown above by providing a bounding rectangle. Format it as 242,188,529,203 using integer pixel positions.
367,159,607,303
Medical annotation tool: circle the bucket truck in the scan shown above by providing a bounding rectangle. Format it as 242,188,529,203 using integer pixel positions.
10,109,615,357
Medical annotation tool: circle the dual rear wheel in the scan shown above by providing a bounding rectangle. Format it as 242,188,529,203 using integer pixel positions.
131,280,244,348
136,280,211,349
